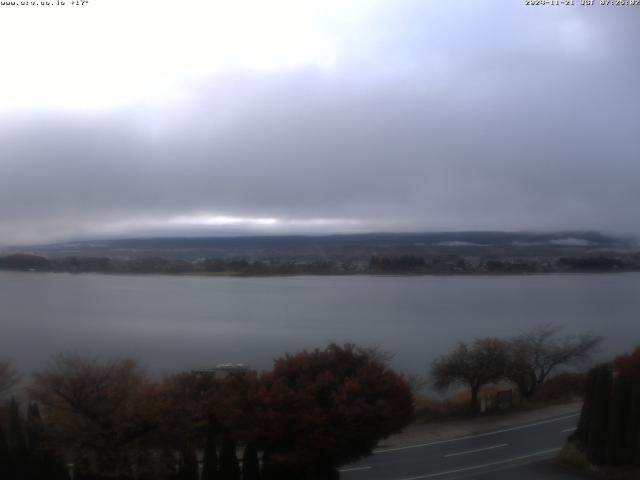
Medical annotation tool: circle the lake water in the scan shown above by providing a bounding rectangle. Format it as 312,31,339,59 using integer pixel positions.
1,271,639,378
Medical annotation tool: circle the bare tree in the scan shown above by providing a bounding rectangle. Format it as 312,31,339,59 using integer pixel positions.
507,325,603,399
431,338,510,414
0,360,20,398
356,344,395,366
30,353,158,477
405,373,428,393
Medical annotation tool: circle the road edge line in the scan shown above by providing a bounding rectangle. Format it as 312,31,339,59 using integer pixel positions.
374,413,579,454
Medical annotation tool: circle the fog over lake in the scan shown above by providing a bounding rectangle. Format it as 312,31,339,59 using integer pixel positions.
1,271,639,377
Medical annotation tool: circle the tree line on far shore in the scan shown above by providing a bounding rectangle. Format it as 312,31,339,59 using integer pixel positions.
1,252,638,276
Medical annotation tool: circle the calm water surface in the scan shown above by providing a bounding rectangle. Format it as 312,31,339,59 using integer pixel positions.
1,271,639,376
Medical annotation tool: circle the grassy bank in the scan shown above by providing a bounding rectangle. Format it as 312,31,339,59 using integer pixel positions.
414,373,586,423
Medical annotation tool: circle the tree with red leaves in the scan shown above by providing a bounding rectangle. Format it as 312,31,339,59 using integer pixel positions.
613,347,640,383
258,343,414,479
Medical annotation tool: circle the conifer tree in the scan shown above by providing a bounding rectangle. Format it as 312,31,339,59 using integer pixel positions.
219,436,240,480
24,402,42,480
575,366,598,447
73,453,95,480
7,398,29,480
178,446,199,480
0,424,10,480
260,450,294,480
25,401,68,480
7,398,27,454
202,429,219,480
241,444,260,480
586,365,612,465
26,402,42,450
135,448,156,480
260,450,274,480
606,375,631,465
625,384,640,465
157,448,179,480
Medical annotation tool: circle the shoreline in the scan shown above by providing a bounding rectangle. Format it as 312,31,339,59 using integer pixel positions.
2,268,640,279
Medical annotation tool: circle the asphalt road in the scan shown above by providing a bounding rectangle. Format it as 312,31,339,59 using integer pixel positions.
339,413,583,480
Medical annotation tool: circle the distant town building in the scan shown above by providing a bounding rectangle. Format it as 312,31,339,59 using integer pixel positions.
191,363,250,379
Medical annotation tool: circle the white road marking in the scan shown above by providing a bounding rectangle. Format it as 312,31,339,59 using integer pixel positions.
339,466,372,473
395,447,562,480
562,427,577,433
444,443,508,458
374,413,579,454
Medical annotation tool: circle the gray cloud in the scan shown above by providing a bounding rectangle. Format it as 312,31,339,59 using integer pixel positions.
1,1,639,245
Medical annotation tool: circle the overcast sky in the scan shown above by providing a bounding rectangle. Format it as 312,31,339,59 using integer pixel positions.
0,0,638,246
